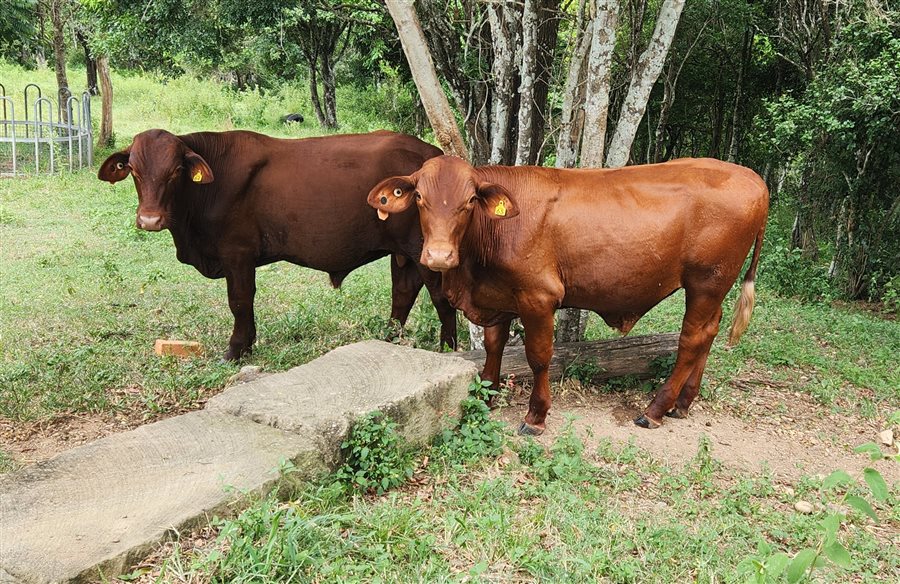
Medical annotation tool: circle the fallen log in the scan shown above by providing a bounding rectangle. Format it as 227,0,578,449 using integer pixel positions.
449,333,679,383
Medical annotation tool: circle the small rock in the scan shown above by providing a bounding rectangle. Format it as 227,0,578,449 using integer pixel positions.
878,429,894,447
654,501,668,511
783,486,795,497
794,501,814,514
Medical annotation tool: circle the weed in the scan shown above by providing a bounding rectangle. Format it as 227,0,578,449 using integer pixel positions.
334,411,414,495
433,376,507,465
737,445,895,583
563,356,604,384
522,417,599,483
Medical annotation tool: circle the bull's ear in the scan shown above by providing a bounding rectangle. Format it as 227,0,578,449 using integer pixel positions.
477,183,518,220
97,151,131,184
368,176,416,220
185,150,214,184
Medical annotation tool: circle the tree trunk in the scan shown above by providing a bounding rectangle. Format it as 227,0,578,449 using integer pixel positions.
580,0,620,168
49,0,70,123
514,0,539,166
320,51,338,129
727,28,752,163
307,62,327,128
385,0,468,159
77,30,99,96
450,333,679,383
555,0,592,169
527,0,562,165
652,61,677,163
487,3,519,165
96,55,113,148
605,0,686,168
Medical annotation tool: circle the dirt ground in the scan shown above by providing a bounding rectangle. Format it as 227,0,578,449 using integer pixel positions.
497,375,899,486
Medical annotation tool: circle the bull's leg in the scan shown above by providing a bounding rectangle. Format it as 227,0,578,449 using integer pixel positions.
635,293,724,428
667,306,722,418
388,255,424,340
223,264,257,361
418,264,459,350
482,319,512,406
519,308,556,436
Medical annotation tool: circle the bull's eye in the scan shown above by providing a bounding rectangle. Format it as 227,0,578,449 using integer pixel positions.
116,162,124,170
393,188,403,197
380,195,388,205
467,195,478,206
415,192,422,201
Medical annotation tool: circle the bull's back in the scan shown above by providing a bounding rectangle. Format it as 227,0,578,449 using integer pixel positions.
204,131,439,270
485,159,768,315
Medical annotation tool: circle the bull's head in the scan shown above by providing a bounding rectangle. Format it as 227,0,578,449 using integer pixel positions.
97,129,214,231
368,156,518,271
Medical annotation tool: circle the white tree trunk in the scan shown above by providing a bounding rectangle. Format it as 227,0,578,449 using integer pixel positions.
580,0,620,168
385,0,469,159
514,0,539,166
605,0,686,168
555,0,592,169
487,3,518,165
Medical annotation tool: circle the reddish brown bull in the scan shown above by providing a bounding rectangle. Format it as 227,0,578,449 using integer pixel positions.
98,129,456,360
370,155,768,434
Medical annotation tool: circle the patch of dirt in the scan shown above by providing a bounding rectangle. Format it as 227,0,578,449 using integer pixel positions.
0,370,270,469
495,378,900,486
0,411,154,467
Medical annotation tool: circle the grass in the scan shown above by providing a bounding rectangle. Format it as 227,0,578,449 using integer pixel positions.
132,424,898,583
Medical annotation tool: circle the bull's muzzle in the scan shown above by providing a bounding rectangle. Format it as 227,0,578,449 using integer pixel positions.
422,246,457,271
137,214,164,231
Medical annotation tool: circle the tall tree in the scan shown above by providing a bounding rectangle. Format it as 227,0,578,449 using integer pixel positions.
605,0,686,167
46,0,71,121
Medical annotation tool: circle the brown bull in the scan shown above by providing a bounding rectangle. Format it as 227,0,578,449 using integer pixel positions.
98,129,456,360
370,155,768,434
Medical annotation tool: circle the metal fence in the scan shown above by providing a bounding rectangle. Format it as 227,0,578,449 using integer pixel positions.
0,83,93,177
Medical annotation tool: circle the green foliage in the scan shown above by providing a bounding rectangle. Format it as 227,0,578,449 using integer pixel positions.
763,12,900,300
432,376,507,465
563,356,603,384
335,411,414,495
519,418,599,483
0,0,37,63
738,446,895,583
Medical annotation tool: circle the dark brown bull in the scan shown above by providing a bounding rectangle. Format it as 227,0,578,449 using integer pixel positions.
369,155,768,434
98,129,456,360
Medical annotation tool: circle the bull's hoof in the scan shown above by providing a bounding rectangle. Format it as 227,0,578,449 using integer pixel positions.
633,414,662,429
518,422,545,436
665,408,689,419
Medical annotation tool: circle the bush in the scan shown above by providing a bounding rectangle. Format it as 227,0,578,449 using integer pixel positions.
335,411,414,495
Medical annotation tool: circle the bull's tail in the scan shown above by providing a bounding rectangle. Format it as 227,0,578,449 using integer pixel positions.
727,226,765,346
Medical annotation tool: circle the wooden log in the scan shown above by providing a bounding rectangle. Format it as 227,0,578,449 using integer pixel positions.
449,333,679,383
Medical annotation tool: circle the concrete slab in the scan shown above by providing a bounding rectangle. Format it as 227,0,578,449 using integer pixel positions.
0,341,477,583
207,340,477,464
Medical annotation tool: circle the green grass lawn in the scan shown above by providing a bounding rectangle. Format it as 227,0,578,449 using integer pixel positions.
1,62,898,583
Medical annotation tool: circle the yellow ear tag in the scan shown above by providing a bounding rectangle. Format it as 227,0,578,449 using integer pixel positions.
193,171,203,183
494,199,507,217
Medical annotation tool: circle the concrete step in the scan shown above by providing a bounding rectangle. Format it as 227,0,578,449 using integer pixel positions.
0,341,476,583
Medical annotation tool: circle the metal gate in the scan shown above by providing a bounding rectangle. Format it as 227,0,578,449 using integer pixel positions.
0,83,93,177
